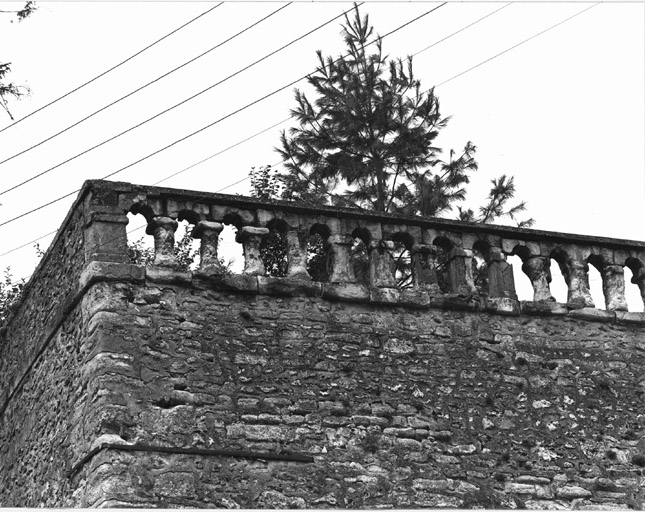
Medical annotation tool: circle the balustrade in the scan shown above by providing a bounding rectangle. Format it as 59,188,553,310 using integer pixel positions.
80,180,645,313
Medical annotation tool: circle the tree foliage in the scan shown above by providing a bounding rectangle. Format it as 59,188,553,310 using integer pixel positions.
277,5,533,228
1,1,36,120
0,268,24,324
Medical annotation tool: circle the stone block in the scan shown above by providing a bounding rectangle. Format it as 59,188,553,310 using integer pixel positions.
146,266,192,285
556,485,592,499
369,287,400,305
322,283,370,302
484,297,521,316
568,308,615,323
615,311,645,324
256,276,322,297
521,301,568,316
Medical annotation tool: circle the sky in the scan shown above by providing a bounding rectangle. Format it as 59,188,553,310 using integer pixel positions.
0,0,643,310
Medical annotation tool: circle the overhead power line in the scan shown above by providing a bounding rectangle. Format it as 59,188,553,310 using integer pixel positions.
173,3,601,195
0,3,291,168
153,118,291,186
0,2,374,229
156,2,512,190
0,1,595,251
0,3,446,233
436,2,600,87
0,2,224,135
412,3,512,58
0,230,58,258
0,1,356,199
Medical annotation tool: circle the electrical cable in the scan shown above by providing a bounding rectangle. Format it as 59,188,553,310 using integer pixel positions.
0,3,291,168
412,3,512,58
0,3,462,235
180,3,514,191
0,1,354,198
0,2,224,135
0,1,594,252
435,3,600,87
0,118,290,262
0,230,58,258
153,118,291,186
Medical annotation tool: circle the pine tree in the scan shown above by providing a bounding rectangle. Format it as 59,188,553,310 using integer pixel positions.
277,5,533,227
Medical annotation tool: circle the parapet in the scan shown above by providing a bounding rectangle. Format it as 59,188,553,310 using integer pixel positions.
70,179,645,321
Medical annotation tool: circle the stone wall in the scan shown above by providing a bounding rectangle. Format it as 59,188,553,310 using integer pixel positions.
1,180,644,508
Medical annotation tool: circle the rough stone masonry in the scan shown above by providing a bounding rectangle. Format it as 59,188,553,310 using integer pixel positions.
1,180,644,508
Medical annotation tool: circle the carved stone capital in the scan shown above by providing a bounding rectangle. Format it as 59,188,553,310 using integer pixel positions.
236,226,269,276
411,244,439,291
147,216,179,267
368,240,396,288
522,256,554,302
446,247,476,295
487,250,517,300
601,264,628,311
192,221,224,274
285,230,311,281
327,234,356,284
565,259,594,308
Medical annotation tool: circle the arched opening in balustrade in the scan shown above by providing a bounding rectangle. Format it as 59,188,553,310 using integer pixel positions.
176,210,201,271
431,236,453,293
221,213,245,274
548,257,568,304
624,257,645,312
586,262,605,310
472,240,491,296
511,245,541,301
351,228,371,285
125,211,154,266
260,219,288,278
587,255,606,310
390,232,414,289
307,224,331,282
550,249,571,305
506,255,532,301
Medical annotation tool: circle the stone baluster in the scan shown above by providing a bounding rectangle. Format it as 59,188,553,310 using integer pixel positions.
562,259,594,308
487,248,517,299
446,247,477,295
411,244,439,291
236,226,269,276
192,221,223,274
521,256,554,302
601,264,628,311
147,216,179,267
285,230,311,280
368,240,397,288
327,234,356,284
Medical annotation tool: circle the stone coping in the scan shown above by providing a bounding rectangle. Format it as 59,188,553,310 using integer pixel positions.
88,179,644,250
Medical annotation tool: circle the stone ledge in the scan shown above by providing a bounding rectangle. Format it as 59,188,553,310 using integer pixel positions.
520,301,568,316
78,261,145,292
72,262,645,325
146,266,192,285
483,297,521,316
430,295,481,312
257,276,322,297
568,307,616,323
615,311,645,324
194,272,259,294
321,283,370,302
